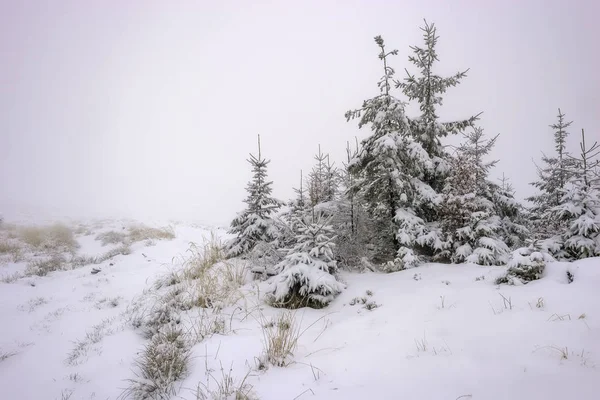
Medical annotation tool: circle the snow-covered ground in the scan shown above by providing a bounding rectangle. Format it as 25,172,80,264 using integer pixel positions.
0,221,598,400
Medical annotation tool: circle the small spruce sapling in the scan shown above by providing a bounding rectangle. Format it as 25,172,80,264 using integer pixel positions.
269,214,345,309
226,135,284,258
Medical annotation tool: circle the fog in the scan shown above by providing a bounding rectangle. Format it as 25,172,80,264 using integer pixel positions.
1,0,598,226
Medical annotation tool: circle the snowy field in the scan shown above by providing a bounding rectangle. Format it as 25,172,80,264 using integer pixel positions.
0,220,598,400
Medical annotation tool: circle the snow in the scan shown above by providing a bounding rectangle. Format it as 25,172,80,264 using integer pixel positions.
1,220,599,400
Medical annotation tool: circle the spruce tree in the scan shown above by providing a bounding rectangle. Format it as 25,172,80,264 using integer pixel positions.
439,127,509,265
527,109,574,238
269,214,344,309
491,175,529,249
307,146,339,209
307,146,327,208
290,170,308,216
225,136,284,258
549,129,600,259
346,36,439,268
396,20,479,199
323,155,340,202
323,140,371,269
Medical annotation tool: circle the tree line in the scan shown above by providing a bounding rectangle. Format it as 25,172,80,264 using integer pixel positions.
224,20,599,309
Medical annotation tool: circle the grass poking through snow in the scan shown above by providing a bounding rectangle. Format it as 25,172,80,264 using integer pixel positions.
122,327,191,400
18,223,78,253
260,311,301,367
194,363,257,400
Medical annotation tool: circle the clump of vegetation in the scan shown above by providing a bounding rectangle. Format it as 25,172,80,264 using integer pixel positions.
133,302,182,340
19,296,48,312
95,224,174,248
18,223,78,253
260,311,301,367
70,254,99,267
188,308,230,343
0,239,23,261
66,317,116,366
95,230,128,246
567,270,574,283
194,364,256,400
0,272,23,284
127,224,175,243
178,234,225,276
97,244,132,262
496,242,553,285
124,327,191,400
25,254,68,276
124,235,248,399
349,291,380,311
268,216,344,309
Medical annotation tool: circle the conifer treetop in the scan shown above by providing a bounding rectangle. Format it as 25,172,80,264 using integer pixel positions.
551,108,573,162
374,35,399,96
395,19,480,157
397,20,469,124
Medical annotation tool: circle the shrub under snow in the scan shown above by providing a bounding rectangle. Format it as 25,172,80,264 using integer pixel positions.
271,264,344,309
497,242,554,285
269,216,345,309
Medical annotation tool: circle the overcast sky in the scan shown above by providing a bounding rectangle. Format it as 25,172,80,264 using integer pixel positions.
1,0,598,226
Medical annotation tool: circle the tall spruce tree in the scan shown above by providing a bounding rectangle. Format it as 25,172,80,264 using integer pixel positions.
346,36,439,268
225,135,284,258
439,127,509,265
549,129,600,259
527,109,574,238
396,20,478,200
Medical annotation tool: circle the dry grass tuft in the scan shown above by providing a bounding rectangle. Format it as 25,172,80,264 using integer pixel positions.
188,308,230,343
25,254,68,276
128,224,175,243
123,327,191,400
0,271,23,284
94,224,175,248
96,230,129,246
0,239,23,261
194,363,257,400
260,311,301,367
66,317,116,365
97,244,132,262
178,235,225,280
160,235,246,311
18,223,78,253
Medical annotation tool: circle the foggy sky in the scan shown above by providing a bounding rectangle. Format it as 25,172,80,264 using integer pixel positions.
1,0,599,226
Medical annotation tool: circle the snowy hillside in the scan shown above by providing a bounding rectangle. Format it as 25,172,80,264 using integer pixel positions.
0,220,598,400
